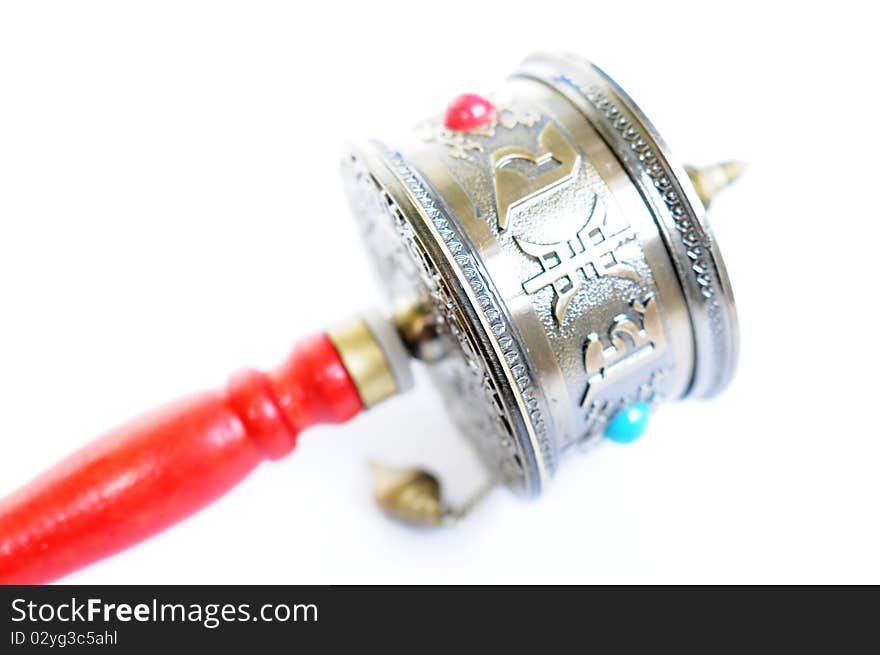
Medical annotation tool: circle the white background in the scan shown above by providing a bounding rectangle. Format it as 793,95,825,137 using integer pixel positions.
1,1,878,584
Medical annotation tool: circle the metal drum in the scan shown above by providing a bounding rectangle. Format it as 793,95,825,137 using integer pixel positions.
343,52,739,496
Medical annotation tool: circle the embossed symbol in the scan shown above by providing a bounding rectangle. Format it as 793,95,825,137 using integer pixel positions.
581,294,665,408
515,195,639,324
491,122,580,232
421,105,541,162
422,129,484,161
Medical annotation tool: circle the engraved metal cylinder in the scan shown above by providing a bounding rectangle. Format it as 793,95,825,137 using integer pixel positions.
342,52,738,496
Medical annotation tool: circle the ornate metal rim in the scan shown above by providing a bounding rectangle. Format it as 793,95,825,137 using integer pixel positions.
347,141,553,494
386,151,555,478
516,52,739,399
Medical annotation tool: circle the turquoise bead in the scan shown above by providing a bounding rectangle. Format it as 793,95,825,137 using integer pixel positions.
605,402,650,444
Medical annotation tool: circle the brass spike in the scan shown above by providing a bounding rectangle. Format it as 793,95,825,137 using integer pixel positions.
371,463,448,526
685,161,747,207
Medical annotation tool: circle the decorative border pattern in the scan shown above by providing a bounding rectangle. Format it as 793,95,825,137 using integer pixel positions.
556,76,730,385
386,151,556,477
346,153,524,485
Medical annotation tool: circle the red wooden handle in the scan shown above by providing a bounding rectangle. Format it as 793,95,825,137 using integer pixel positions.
0,333,363,584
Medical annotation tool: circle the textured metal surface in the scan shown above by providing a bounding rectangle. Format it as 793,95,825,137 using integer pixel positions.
341,53,738,494
517,52,739,399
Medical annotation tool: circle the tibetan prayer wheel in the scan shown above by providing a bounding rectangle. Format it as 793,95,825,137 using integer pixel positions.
0,52,741,583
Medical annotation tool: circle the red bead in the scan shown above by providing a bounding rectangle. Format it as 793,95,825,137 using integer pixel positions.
444,93,496,131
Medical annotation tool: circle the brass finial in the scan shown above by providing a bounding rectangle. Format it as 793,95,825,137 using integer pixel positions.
371,463,448,526
371,463,495,527
685,161,747,207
